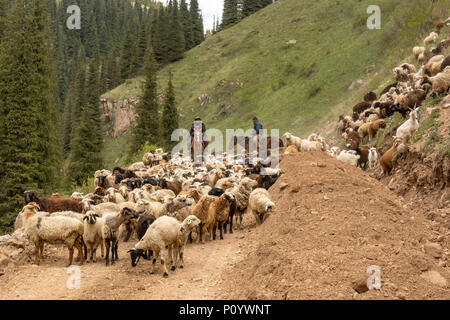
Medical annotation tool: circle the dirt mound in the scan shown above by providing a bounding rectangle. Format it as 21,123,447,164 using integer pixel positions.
218,152,449,299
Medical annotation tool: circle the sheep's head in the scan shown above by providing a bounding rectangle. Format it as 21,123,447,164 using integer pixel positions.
83,211,100,225
128,248,145,267
283,132,292,140
182,215,201,230
24,191,38,204
21,202,40,219
81,198,94,213
120,207,139,223
265,202,275,213
135,200,150,214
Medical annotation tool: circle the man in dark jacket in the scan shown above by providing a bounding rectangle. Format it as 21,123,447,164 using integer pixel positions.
252,117,263,136
190,116,208,147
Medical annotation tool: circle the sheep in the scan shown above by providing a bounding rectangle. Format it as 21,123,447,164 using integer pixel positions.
24,191,82,213
135,214,157,261
368,147,378,169
71,192,84,201
248,188,275,225
424,55,444,76
327,146,340,158
135,199,164,217
413,46,425,59
283,132,302,151
81,198,119,215
102,207,139,266
149,189,176,203
393,63,416,82
395,107,420,143
364,91,377,102
337,150,360,167
128,215,201,277
209,193,235,240
226,177,258,230
106,188,126,204
424,32,438,46
284,145,298,154
346,130,361,150
300,139,322,152
143,152,155,166
20,203,85,267
396,89,428,117
159,195,193,218
83,211,105,263
192,195,217,243
440,55,450,72
352,101,372,116
421,67,450,96
380,139,403,176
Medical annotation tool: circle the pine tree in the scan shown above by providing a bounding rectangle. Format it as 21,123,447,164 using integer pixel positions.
180,0,193,50
129,44,160,155
190,0,204,46
0,0,6,39
0,0,60,232
136,21,148,69
69,58,103,185
161,71,179,149
167,0,185,62
119,28,136,81
222,0,239,29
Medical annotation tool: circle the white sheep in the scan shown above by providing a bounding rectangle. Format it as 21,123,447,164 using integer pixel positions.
424,32,438,46
283,132,302,151
106,187,126,204
368,147,379,169
327,146,340,158
21,203,85,267
227,177,258,229
413,46,425,59
83,211,105,263
128,215,201,277
337,150,360,167
248,188,275,225
395,107,420,143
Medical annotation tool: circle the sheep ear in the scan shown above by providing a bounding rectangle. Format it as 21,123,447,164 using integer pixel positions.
83,216,88,221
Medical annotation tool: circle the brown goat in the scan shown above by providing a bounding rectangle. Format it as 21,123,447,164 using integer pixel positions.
24,191,82,213
346,130,361,150
380,139,402,176
352,101,372,115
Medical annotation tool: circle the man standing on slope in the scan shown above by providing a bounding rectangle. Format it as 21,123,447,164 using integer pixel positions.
190,116,209,162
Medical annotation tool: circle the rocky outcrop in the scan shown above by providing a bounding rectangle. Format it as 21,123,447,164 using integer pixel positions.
100,98,138,138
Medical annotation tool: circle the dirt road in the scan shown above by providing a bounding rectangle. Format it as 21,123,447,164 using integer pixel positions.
0,229,247,300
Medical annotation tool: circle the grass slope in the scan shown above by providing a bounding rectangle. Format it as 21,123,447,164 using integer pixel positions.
103,0,445,138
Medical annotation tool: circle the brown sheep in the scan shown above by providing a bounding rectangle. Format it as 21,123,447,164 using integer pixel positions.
346,130,361,150
210,193,235,240
421,70,450,96
24,191,82,213
380,139,402,176
192,195,217,244
364,91,377,102
368,119,386,138
352,101,372,115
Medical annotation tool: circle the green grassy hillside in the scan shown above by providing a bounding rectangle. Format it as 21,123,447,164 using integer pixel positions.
103,0,447,139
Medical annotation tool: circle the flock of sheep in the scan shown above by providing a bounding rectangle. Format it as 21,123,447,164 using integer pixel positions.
19,149,279,277
333,21,450,175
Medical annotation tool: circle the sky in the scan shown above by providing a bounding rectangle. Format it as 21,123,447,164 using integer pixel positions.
158,0,224,31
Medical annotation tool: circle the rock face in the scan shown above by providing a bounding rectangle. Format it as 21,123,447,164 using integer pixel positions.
100,98,138,138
